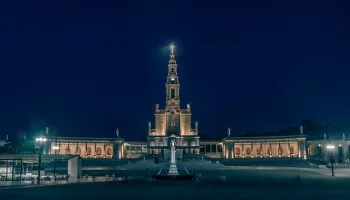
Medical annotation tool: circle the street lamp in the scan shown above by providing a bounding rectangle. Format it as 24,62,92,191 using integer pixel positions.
36,136,47,184
326,144,335,176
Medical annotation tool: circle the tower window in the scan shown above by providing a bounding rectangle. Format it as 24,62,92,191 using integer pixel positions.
171,88,175,99
171,68,174,73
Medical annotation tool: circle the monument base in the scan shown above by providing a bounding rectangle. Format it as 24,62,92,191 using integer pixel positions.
150,174,196,181
167,163,179,176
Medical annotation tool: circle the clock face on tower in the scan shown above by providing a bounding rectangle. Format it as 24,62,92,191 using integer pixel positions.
170,76,175,81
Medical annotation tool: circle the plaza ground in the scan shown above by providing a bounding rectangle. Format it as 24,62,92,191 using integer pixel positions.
1,168,350,199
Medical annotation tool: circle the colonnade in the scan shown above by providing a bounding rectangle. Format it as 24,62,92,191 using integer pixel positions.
224,139,307,159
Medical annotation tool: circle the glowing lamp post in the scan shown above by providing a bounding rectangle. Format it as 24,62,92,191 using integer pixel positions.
326,144,335,176
36,136,47,184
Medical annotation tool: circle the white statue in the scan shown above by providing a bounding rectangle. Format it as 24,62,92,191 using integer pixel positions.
195,121,198,132
168,139,179,176
324,133,327,140
171,139,175,147
45,126,49,135
5,134,8,141
116,129,119,137
227,128,231,136
343,133,346,141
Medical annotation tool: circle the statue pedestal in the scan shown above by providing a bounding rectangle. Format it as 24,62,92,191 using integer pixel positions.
150,138,196,181
168,163,179,176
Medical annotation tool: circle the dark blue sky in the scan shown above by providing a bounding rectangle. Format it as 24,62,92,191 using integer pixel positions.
0,1,349,140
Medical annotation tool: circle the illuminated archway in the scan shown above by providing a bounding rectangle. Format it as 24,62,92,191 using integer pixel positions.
107,148,113,156
96,147,102,155
235,147,241,157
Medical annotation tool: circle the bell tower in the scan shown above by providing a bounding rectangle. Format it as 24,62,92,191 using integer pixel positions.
148,43,200,155
165,45,180,111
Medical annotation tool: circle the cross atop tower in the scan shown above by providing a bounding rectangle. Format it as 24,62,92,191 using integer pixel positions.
170,44,175,54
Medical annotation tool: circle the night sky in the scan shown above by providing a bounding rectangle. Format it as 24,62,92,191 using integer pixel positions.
0,1,349,141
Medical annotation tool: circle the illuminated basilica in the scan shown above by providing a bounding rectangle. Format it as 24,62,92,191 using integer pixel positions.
37,45,349,163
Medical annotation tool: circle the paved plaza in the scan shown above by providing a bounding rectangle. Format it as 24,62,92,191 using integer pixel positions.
1,167,350,199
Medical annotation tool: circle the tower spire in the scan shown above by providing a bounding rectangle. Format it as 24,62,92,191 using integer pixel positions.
166,44,180,109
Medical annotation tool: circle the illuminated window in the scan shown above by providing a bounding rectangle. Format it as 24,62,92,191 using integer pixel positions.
96,147,102,155
107,148,112,156
278,146,283,155
235,147,240,156
267,146,272,155
290,146,294,154
256,147,262,155
86,147,92,155
246,147,251,155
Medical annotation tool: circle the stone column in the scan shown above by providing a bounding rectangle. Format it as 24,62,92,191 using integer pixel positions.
251,143,253,158
224,143,227,159
232,142,235,159
302,140,307,160
241,144,244,158
196,139,200,154
113,142,122,159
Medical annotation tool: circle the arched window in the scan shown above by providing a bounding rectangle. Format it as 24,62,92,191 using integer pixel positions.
171,68,174,73
235,147,241,156
96,147,102,155
76,147,81,155
86,147,92,155
107,148,113,156
170,111,176,127
267,146,272,155
171,88,175,99
191,141,197,146
278,146,283,155
290,146,294,154
182,141,189,146
256,147,262,155
246,147,251,155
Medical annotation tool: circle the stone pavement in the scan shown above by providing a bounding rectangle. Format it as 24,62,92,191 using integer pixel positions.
0,176,118,189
